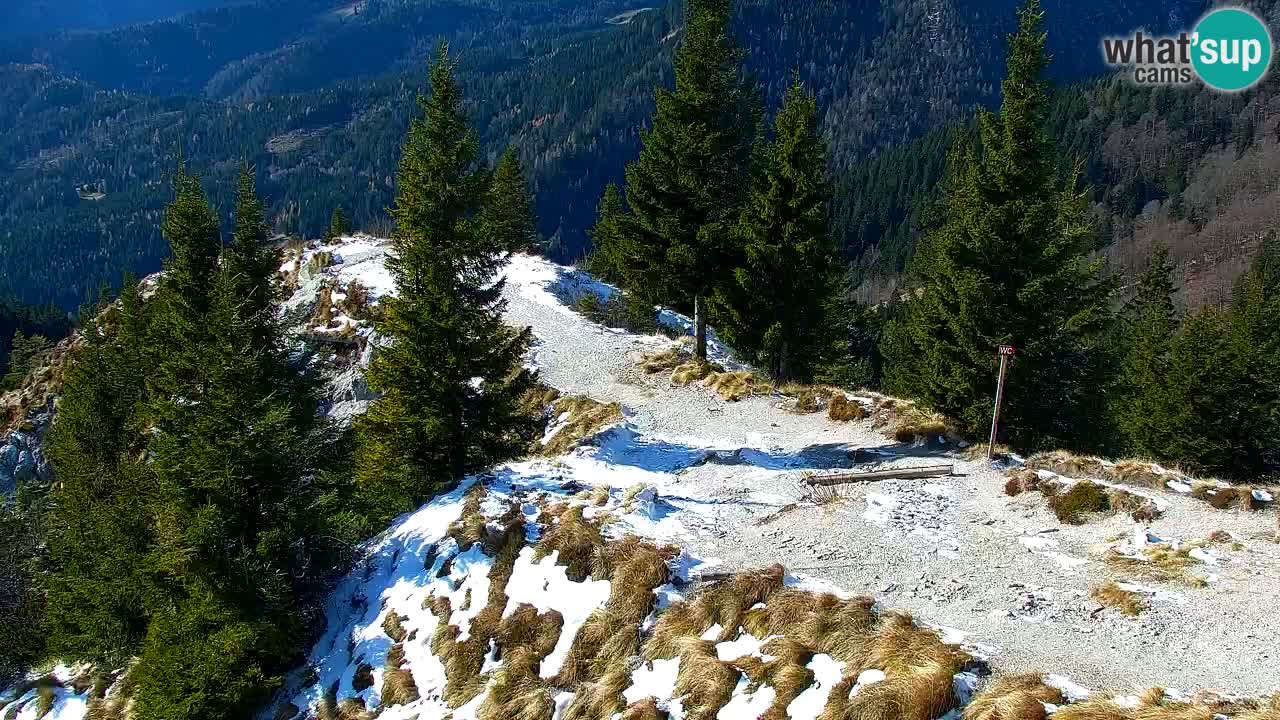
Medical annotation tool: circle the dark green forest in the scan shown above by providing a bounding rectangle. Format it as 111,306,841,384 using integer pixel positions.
0,0,1208,309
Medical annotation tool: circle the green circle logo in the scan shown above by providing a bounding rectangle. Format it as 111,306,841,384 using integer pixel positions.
1191,8,1273,91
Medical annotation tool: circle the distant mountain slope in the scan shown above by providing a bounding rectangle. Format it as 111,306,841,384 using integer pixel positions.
0,0,1217,308
3,0,245,41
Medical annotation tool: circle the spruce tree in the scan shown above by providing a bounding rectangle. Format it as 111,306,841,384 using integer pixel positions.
713,79,836,382
44,278,154,666
126,170,325,719
621,0,760,360
586,183,630,285
881,0,1113,450
1115,243,1178,456
1223,230,1280,474
326,207,350,242
480,148,539,253
224,165,279,321
355,44,537,524
1161,307,1244,476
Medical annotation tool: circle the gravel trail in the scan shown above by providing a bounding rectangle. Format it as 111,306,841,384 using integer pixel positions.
502,254,1280,697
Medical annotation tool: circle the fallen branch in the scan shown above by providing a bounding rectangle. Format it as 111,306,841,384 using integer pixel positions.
803,464,954,486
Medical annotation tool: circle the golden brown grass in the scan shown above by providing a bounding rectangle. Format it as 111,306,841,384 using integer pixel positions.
1052,695,1216,720
640,345,691,374
703,370,771,402
476,647,556,720
1103,546,1208,588
670,638,738,720
728,637,815,719
561,666,632,720
671,360,723,386
1004,470,1041,497
534,506,605,582
431,505,528,708
335,698,376,720
447,484,490,550
964,443,1012,461
1106,461,1171,490
828,393,866,422
352,662,374,692
1025,451,1107,479
892,406,948,443
541,395,624,455
963,673,1065,720
619,698,669,720
1090,581,1147,617
381,643,420,706
381,612,408,643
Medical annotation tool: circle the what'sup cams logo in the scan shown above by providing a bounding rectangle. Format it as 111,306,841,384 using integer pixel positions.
1103,7,1273,91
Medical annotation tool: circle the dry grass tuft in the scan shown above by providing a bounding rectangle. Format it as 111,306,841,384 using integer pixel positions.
640,346,691,375
963,673,1065,720
476,647,555,720
1106,461,1171,490
431,506,527,708
382,612,408,643
1104,546,1208,588
669,638,738,720
535,505,606,582
336,698,376,720
1091,581,1147,617
703,370,771,402
561,666,633,720
448,484,490,549
541,395,625,455
1026,451,1107,479
1052,695,1215,720
381,643,420,706
671,360,722,386
828,393,867,422
352,662,374,693
892,406,948,443
620,698,669,720
964,443,1012,460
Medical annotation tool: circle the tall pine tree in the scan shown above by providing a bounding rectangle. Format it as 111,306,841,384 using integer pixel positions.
355,44,537,524
586,183,630,285
1115,242,1177,456
479,148,539,254
1225,230,1280,475
713,79,837,382
881,0,1113,450
44,278,154,666
133,170,325,719
621,0,760,360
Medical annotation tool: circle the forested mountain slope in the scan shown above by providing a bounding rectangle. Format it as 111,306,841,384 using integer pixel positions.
838,0,1280,305
0,0,1205,309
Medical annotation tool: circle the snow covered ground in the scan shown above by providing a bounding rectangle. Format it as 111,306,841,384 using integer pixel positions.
6,236,1279,719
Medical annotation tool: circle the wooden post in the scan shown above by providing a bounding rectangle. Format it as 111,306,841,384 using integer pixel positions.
693,294,708,360
988,345,1016,460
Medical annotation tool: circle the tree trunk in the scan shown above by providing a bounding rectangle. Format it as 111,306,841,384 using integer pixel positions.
776,339,790,384
693,294,708,361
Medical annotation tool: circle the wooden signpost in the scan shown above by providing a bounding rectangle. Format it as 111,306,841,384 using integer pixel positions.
988,344,1016,460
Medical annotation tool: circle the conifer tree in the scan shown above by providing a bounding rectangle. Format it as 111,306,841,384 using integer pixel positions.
355,44,537,524
44,278,154,665
1222,230,1280,474
1115,243,1177,456
224,165,279,321
713,79,836,382
881,0,1113,450
326,207,350,242
586,183,630,285
1161,307,1243,475
134,172,325,719
622,0,760,360
480,148,539,253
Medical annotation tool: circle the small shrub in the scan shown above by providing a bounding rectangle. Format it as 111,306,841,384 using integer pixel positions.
703,370,769,401
1046,481,1111,524
1090,581,1146,617
671,360,721,386
962,673,1064,720
1025,451,1107,479
828,393,866,422
1004,476,1024,497
640,346,690,375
